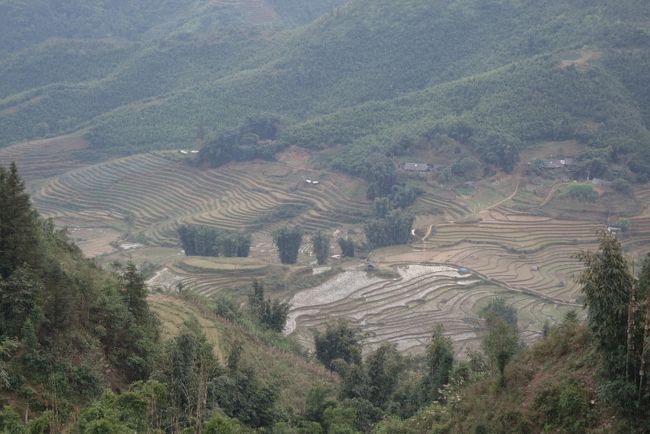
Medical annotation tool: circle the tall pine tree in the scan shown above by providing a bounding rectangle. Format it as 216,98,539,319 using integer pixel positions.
0,163,38,278
576,230,643,410
311,231,330,265
272,226,303,264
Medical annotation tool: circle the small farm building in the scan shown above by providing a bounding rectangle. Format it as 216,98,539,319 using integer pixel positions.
403,163,430,172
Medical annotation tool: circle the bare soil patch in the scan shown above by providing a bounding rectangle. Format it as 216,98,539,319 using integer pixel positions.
276,146,315,169
67,227,121,257
558,48,602,70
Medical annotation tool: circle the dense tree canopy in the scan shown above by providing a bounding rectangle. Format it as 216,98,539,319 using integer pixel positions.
420,324,454,404
0,164,160,429
314,321,362,371
337,238,355,258
178,224,251,258
577,232,633,382
576,231,650,414
311,231,330,265
272,226,303,264
248,280,290,332
364,209,414,248
197,118,284,168
0,163,38,279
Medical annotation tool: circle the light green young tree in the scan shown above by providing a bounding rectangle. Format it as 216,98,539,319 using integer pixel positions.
482,316,519,388
420,324,454,403
576,231,633,387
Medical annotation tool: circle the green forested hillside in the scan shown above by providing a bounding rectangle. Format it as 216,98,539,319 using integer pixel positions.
0,0,195,56
1,0,649,177
0,164,340,432
287,54,650,174
0,0,343,57
0,162,160,429
268,0,347,24
4,2,650,432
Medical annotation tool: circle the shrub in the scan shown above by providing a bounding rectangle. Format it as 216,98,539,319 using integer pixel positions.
337,238,355,257
611,178,632,194
211,296,242,323
559,184,598,202
533,380,592,433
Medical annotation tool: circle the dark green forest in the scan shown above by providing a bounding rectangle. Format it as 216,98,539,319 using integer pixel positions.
178,224,252,258
0,0,649,181
0,163,160,430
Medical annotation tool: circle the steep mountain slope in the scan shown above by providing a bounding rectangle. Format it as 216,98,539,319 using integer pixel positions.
1,0,649,175
0,164,340,432
375,322,624,433
149,294,337,413
0,0,347,149
0,164,161,426
0,0,196,57
287,53,650,174
0,0,344,57
269,0,347,24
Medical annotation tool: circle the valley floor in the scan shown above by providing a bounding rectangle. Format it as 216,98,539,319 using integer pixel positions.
4,137,650,356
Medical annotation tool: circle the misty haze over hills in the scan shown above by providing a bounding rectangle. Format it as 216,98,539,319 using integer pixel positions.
0,0,648,177
1,1,650,433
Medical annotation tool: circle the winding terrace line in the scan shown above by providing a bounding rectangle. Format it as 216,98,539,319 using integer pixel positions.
377,261,581,307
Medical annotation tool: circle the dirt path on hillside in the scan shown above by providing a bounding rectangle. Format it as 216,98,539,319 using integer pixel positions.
537,181,571,208
421,224,434,241
421,180,519,240
559,49,602,69
485,181,519,210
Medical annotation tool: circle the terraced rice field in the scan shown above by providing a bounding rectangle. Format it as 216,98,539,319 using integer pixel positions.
285,203,601,355
635,185,650,204
625,215,650,257
67,227,123,257
150,257,272,295
416,191,470,221
386,208,600,302
625,184,650,253
23,144,650,358
145,251,322,297
31,151,369,250
0,134,90,181
285,190,650,356
286,264,575,355
423,208,598,252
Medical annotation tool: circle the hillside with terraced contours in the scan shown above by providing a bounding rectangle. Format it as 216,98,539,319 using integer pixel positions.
32,151,369,250
17,141,650,356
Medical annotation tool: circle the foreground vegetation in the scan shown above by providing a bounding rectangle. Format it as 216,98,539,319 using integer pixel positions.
0,163,159,430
